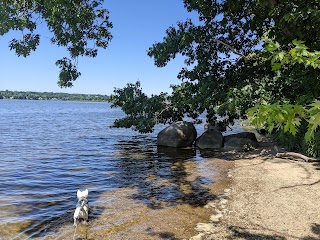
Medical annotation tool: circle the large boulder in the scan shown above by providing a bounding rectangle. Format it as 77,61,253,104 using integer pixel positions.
204,122,227,132
195,129,223,149
157,121,197,147
223,132,258,151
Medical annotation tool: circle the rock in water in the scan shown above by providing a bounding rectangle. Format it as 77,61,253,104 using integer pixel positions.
223,132,258,151
195,129,223,149
157,121,197,147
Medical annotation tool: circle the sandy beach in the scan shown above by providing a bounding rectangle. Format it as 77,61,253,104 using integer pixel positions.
192,140,320,240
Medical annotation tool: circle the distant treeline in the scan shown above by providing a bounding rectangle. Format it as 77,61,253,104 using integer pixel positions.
0,90,110,102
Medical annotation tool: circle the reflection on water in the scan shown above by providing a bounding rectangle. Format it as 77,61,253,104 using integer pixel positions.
111,136,218,209
0,100,234,239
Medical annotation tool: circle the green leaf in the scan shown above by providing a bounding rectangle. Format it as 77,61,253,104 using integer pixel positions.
305,127,314,142
272,63,282,71
265,42,280,52
292,39,306,47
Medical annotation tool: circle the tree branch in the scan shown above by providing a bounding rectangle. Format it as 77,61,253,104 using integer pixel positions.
214,39,246,58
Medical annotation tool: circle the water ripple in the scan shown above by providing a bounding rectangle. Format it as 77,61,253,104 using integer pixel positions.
0,100,234,239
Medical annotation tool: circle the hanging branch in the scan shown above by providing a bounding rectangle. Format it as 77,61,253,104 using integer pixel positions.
154,105,172,123
213,38,269,61
214,39,246,58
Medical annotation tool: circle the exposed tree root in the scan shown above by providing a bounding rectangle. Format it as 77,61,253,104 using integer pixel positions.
276,152,320,162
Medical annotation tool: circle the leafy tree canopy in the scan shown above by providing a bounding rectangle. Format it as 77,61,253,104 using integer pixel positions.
111,0,320,136
0,0,113,87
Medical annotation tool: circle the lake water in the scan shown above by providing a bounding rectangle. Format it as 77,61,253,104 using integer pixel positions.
0,100,236,239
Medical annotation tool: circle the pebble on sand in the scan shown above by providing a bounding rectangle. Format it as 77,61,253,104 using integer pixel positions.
195,223,215,233
210,213,223,222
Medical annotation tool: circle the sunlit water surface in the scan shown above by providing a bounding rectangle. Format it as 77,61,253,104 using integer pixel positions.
0,100,240,239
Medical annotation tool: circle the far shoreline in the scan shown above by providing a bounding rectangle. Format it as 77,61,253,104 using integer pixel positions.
0,90,110,102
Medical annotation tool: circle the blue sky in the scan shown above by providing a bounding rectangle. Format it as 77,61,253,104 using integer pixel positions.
0,1,198,95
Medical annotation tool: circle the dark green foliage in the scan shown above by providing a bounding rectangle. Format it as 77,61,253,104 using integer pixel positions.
9,33,40,57
272,120,320,157
247,39,320,155
111,0,320,135
110,82,184,133
1,0,113,87
56,58,81,88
